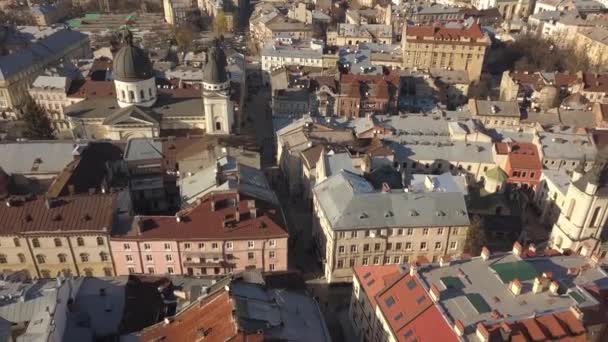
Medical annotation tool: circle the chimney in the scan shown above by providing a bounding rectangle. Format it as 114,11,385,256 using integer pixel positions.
381,182,390,193
439,255,451,267
454,320,465,337
235,210,240,222
210,199,216,212
528,243,537,254
509,278,522,296
591,254,600,265
175,215,182,223
499,322,512,340
480,246,490,261
429,283,441,302
249,207,257,219
512,241,523,257
409,265,418,276
45,198,54,209
532,277,547,294
567,267,579,276
549,281,560,295
476,323,489,342
570,305,584,320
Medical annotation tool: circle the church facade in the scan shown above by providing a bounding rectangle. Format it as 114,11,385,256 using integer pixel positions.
64,32,235,140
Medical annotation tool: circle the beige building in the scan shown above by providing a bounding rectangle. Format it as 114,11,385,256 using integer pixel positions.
469,99,521,127
574,27,608,70
0,194,117,279
312,171,470,283
0,27,91,119
328,23,393,46
401,23,489,81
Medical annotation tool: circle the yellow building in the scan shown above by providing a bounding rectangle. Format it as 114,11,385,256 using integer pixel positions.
574,27,608,70
0,195,116,279
401,23,490,81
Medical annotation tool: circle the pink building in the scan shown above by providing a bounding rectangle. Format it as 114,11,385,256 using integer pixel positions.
111,191,289,276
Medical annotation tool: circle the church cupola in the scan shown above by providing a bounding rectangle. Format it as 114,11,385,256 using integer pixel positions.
202,39,234,135
113,30,157,108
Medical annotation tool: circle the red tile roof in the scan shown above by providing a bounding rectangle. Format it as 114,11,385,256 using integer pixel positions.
67,79,115,99
406,23,484,40
0,194,115,234
353,265,400,307
583,73,608,92
115,192,288,241
138,289,240,342
485,311,587,342
506,143,542,170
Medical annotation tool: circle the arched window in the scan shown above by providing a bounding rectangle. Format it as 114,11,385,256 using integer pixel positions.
590,207,602,227
32,238,40,248
100,252,109,262
149,88,152,97
103,267,113,276
121,90,126,99
129,91,134,101
566,199,576,219
17,254,26,263
140,89,145,100
40,270,51,278
96,237,104,246
54,238,62,247
58,254,67,263
0,254,7,264
215,121,221,131
77,237,84,247
80,253,89,262
13,238,20,247
84,268,93,277
36,254,46,264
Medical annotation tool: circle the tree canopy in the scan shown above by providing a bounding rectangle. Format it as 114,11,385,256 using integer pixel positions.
20,97,55,140
464,215,488,256
213,11,228,35
174,25,194,52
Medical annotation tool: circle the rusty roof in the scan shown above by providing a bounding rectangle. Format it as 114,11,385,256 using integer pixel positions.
0,194,115,235
115,192,287,241
406,23,485,40
506,143,542,170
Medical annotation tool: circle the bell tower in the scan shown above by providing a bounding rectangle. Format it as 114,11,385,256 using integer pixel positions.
202,40,234,135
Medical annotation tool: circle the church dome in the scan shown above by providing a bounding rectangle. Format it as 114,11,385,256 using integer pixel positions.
203,41,228,84
113,30,154,82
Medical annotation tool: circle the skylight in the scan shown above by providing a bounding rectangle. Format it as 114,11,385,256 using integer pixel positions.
406,279,417,290
385,296,396,308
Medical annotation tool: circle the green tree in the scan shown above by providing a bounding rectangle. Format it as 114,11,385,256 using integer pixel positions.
174,25,194,52
213,11,228,35
464,215,487,256
20,97,55,140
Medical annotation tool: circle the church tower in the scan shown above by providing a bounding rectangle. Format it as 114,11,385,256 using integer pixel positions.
113,30,157,109
202,41,234,135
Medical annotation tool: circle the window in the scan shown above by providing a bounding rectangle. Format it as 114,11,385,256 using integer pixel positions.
54,238,62,247
394,256,400,264
423,228,429,235
269,239,276,247
215,122,222,131
248,252,254,260
384,256,391,264
124,243,131,250
452,228,459,235
420,242,427,250
373,256,380,265
198,243,205,249
349,258,356,267
149,88,152,97
121,90,125,99
145,255,153,262
337,260,344,268
36,254,46,264
129,91,134,101
530,172,535,178
184,243,191,250
407,228,413,235
350,245,357,253
437,228,444,235
338,232,345,239
226,241,233,249
57,253,67,263
269,251,276,259
164,243,171,251
128,267,135,274
165,254,173,262
435,242,442,250
362,257,369,265
140,90,145,100
350,231,357,238
32,238,40,248
104,267,113,276
18,254,26,263
167,267,174,275
397,229,403,235
126,254,133,262
14,238,20,247
77,237,84,247
405,242,412,250
364,230,370,237
80,253,89,262
144,243,151,250
374,243,381,251
84,268,93,277
212,243,219,249
387,243,392,250
0,255,6,264
147,267,155,274
338,246,345,254
450,241,457,249
396,242,402,250
591,207,602,227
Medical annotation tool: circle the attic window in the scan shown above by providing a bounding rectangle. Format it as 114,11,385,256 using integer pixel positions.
53,214,62,221
363,272,372,279
385,296,396,308
25,214,33,222
385,211,394,218
394,312,403,321
359,212,368,219
436,211,446,217
409,210,419,216
83,214,91,221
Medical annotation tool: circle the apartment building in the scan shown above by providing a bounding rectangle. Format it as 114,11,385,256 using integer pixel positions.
111,191,288,276
0,26,91,118
472,0,531,20
328,23,393,46
261,41,324,81
312,171,470,283
469,99,521,128
401,23,489,81
0,194,117,279
574,27,608,69
350,248,607,342
494,142,543,190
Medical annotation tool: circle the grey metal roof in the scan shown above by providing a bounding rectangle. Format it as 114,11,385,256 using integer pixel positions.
113,32,154,82
322,151,361,178
313,171,469,230
390,140,494,164
0,141,78,176
538,131,597,161
203,42,228,84
543,169,571,195
0,29,88,81
31,75,69,91
124,138,163,161
474,100,521,117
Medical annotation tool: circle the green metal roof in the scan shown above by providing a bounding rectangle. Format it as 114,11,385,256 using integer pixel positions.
465,293,491,313
485,166,508,182
66,19,81,28
84,13,99,20
490,261,538,283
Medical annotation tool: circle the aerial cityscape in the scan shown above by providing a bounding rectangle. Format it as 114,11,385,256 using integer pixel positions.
1,0,608,340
